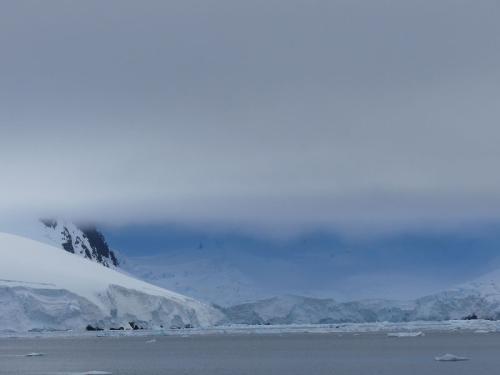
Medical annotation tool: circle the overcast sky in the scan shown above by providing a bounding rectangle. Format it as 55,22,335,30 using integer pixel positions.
1,0,500,233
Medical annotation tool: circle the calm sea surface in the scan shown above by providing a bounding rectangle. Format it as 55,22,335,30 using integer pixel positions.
0,332,499,374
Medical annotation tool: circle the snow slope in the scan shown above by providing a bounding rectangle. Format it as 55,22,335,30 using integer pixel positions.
121,253,267,307
119,236,476,307
0,233,223,332
463,268,500,303
0,218,120,268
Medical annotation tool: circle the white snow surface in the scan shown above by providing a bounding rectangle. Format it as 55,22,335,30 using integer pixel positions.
120,252,273,307
0,233,223,332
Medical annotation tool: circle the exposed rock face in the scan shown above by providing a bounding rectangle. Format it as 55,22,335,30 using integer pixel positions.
40,219,119,268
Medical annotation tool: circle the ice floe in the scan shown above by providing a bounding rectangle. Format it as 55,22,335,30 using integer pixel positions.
435,353,469,362
474,329,492,334
25,352,45,357
387,331,424,337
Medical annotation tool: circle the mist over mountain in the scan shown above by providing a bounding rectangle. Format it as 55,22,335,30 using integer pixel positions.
5,220,500,330
1,0,500,336
103,222,500,304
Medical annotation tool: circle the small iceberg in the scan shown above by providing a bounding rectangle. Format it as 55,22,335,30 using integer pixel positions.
435,353,469,362
25,352,45,357
77,371,113,375
474,329,492,334
145,339,157,344
387,331,424,337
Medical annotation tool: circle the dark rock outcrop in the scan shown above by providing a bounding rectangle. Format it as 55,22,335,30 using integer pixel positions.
40,219,119,268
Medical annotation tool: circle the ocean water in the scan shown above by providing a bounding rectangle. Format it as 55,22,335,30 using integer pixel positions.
0,332,498,374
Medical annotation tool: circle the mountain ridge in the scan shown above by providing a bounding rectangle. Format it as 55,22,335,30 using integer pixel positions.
39,219,119,268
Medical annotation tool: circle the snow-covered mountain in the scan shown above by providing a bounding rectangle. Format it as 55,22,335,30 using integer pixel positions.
37,219,120,268
14,220,273,305
121,252,269,307
116,230,495,307
5,219,500,328
0,233,223,332
1,218,120,268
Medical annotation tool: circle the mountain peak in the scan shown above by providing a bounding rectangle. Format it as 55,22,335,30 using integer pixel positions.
40,219,119,268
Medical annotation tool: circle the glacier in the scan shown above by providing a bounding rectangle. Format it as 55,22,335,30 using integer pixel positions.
0,233,223,332
218,286,500,325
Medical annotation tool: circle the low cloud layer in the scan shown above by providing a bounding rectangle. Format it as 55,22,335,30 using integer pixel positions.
1,0,500,232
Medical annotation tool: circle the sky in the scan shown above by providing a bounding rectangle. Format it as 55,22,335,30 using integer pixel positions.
1,0,500,237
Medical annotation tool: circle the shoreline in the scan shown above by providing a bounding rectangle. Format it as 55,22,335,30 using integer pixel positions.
2,319,499,339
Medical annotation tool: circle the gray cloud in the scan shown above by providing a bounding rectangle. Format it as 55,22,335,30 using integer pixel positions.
1,0,500,231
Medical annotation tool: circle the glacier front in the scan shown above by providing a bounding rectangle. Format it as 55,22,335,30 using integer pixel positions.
0,233,223,332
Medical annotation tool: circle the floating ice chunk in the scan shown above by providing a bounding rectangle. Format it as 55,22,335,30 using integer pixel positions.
474,329,492,334
387,331,424,337
77,371,113,375
435,353,469,362
25,352,45,357
145,339,156,343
